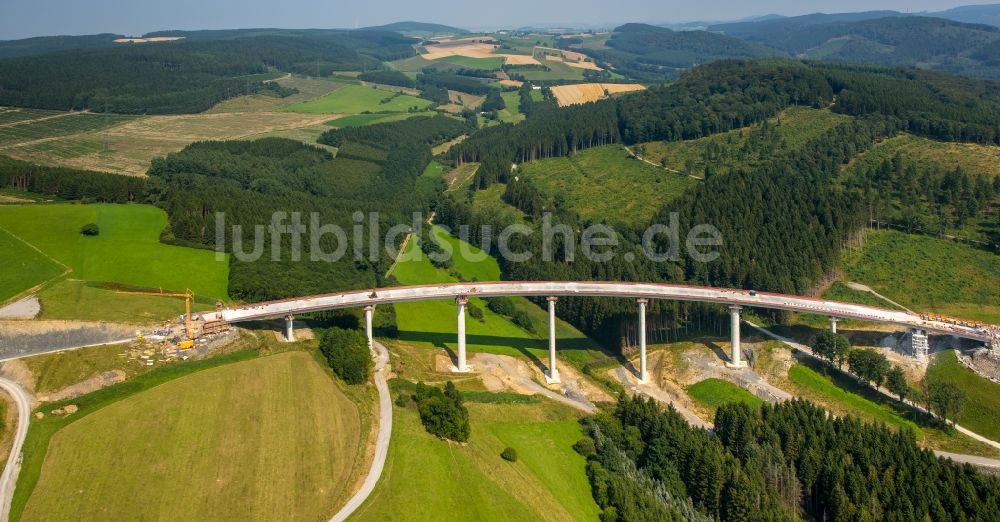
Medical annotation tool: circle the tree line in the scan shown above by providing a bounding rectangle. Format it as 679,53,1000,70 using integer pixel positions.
580,395,1000,521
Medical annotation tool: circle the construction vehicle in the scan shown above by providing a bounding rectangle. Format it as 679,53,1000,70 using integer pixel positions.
115,288,195,341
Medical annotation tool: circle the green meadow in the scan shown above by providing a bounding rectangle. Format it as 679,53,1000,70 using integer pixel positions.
0,204,229,312
0,227,65,304
351,399,598,521
687,378,763,414
326,112,433,127
284,84,432,114
517,144,697,225
925,350,1000,441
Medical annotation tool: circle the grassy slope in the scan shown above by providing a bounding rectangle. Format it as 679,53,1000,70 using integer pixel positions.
925,350,1000,441
517,144,696,225
435,55,504,70
845,133,1000,181
284,84,432,114
687,378,763,414
391,226,608,367
0,204,229,300
840,229,1000,322
350,400,598,521
498,91,524,123
0,227,64,304
20,351,361,522
641,106,851,177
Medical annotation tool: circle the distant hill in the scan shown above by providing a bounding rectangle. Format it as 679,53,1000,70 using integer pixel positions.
0,33,123,59
927,3,1000,28
711,15,1000,80
359,21,468,36
579,23,780,81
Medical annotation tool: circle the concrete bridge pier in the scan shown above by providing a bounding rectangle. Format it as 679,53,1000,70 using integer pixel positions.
454,296,469,373
364,305,374,349
284,315,295,342
637,298,649,383
726,305,746,368
546,296,560,384
830,316,839,334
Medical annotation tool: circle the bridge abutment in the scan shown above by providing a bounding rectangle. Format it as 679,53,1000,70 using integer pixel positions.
907,328,929,362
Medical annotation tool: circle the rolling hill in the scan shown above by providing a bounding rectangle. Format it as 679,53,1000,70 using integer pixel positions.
359,21,468,36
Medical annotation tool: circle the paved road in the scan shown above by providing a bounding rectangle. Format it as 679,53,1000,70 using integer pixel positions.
934,451,1000,471
0,378,30,522
329,340,392,522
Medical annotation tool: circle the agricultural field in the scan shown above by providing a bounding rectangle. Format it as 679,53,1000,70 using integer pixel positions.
0,204,229,320
435,55,505,70
326,111,433,127
516,144,698,225
0,227,65,305
19,351,364,522
284,84,432,114
839,229,1000,323
498,91,524,123
390,226,606,368
0,112,137,148
925,350,1000,441
549,83,644,106
510,59,587,81
639,106,852,177
686,378,763,414
351,397,598,521
0,110,333,176
0,108,65,125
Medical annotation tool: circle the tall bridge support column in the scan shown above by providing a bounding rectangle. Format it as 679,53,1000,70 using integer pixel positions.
454,296,469,372
908,328,929,362
546,297,560,384
992,339,1000,356
284,315,295,342
637,299,649,383
364,305,374,349
726,305,746,368
830,317,839,334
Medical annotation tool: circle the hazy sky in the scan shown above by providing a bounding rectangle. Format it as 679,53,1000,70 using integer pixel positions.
1,0,996,40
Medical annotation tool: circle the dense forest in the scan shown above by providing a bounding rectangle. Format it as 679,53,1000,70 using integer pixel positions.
147,114,468,301
438,59,1000,343
0,31,414,113
581,396,1000,521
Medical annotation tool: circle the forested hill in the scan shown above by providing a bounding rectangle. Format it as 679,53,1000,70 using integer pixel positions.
0,33,124,59
0,31,415,114
576,23,780,81
439,60,1000,342
358,21,469,35
710,15,1000,80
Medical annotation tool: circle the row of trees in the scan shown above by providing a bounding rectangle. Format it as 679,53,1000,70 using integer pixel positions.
812,331,968,425
582,395,1000,521
0,156,146,202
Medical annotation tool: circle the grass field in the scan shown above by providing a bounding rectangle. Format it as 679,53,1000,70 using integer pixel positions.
0,227,65,305
840,230,1000,322
20,351,362,522
390,226,608,368
512,60,586,81
284,84,432,114
925,350,1000,441
0,112,138,148
0,204,229,311
687,378,763,414
640,107,851,177
23,341,155,395
351,397,598,521
326,111,433,127
207,76,348,113
35,279,216,322
498,91,524,123
435,55,504,70
517,144,697,225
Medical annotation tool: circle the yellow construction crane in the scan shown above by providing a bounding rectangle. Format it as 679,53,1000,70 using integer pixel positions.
116,288,195,341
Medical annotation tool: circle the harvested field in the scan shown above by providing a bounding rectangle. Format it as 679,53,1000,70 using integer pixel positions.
2,112,332,176
421,42,499,60
499,54,541,65
549,83,645,106
499,79,524,88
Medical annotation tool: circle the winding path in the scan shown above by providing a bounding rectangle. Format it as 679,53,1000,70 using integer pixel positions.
330,340,392,522
0,377,30,522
